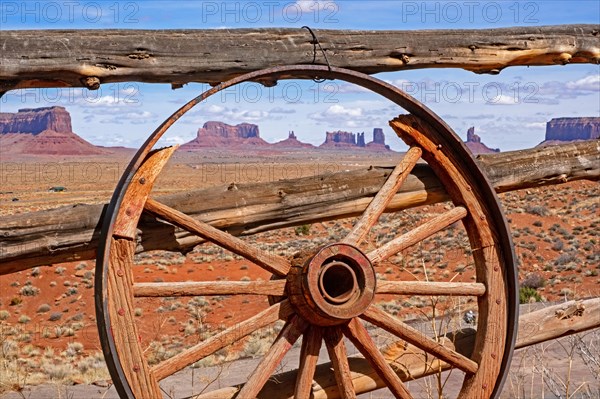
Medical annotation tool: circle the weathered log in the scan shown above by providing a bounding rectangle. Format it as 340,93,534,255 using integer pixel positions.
1,25,599,91
193,298,600,399
0,140,598,275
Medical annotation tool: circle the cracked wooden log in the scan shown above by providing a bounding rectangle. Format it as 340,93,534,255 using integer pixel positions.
1,25,599,91
191,298,600,399
0,140,598,275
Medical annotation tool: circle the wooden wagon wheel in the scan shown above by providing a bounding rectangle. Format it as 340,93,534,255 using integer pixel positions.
95,65,518,399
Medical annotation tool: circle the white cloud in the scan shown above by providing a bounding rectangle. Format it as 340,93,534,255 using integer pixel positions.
565,75,600,92
295,0,334,12
486,94,519,105
326,104,363,117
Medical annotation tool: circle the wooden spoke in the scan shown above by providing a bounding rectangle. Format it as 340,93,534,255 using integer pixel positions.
152,300,293,381
343,147,422,246
343,318,412,399
362,306,478,374
324,327,357,399
237,315,309,398
377,281,486,296
294,326,323,398
144,198,290,276
133,280,286,297
368,206,467,264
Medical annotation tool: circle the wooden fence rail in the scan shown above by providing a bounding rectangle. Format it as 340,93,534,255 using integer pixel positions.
1,25,599,91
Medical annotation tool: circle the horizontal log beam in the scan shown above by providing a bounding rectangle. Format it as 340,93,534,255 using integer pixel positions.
0,140,598,275
1,25,599,91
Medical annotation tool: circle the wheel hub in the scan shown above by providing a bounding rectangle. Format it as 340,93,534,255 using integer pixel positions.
287,243,376,326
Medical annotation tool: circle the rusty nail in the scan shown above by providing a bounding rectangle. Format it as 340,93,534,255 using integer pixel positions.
437,144,443,150
496,299,501,305
491,353,496,359
494,266,499,272
139,177,146,185
482,383,488,389
118,308,125,316
117,269,124,277
466,186,472,191
480,215,486,220
125,209,132,216
133,364,140,372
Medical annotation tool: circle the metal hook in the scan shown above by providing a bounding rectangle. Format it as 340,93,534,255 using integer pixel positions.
302,26,332,83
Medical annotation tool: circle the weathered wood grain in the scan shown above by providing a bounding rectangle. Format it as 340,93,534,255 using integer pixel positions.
367,206,467,263
133,280,286,297
1,25,598,91
324,327,356,399
343,147,421,246
376,281,486,296
0,140,598,274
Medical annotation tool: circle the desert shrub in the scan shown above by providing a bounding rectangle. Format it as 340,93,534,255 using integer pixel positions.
519,287,542,304
64,342,84,357
555,252,578,266
36,304,51,313
19,284,40,296
9,297,22,306
18,315,30,324
551,239,564,251
294,224,311,236
524,205,548,216
48,312,63,322
43,362,73,381
532,220,543,227
55,266,66,275
521,273,546,289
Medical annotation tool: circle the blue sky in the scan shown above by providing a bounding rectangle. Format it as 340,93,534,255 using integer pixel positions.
1,0,599,151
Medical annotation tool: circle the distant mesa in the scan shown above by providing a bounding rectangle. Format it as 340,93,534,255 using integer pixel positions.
539,117,600,146
464,127,500,155
272,131,316,149
181,121,391,152
319,128,391,151
0,106,107,155
181,121,270,150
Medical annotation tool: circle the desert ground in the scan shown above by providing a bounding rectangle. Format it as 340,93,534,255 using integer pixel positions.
1,149,598,398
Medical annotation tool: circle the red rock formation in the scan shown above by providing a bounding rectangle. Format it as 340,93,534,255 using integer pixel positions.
272,131,315,149
0,106,107,155
544,117,600,142
372,128,385,145
464,127,500,154
320,130,357,148
357,132,366,147
366,128,390,151
0,106,72,134
181,121,269,149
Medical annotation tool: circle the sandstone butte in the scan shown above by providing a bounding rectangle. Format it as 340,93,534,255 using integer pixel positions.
539,117,600,146
0,106,108,155
464,126,501,155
